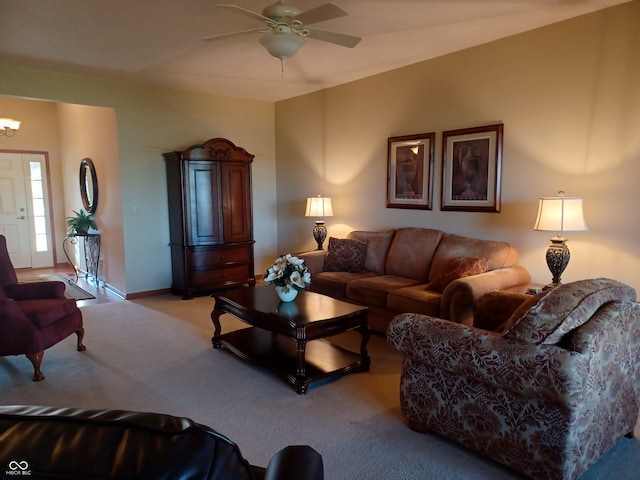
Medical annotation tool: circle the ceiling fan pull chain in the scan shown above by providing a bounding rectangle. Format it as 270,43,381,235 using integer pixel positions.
280,58,285,78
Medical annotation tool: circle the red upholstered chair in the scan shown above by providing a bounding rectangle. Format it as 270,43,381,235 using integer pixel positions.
0,235,85,381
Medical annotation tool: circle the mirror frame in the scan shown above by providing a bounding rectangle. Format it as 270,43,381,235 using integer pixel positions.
79,157,98,214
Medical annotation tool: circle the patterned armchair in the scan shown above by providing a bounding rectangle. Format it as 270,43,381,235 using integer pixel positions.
387,278,640,480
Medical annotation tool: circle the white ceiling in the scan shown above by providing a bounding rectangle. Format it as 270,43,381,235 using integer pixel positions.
0,0,629,102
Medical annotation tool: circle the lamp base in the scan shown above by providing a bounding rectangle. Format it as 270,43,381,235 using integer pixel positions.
545,237,570,286
312,221,327,250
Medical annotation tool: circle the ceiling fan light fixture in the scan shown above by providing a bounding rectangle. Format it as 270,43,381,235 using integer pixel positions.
262,1,301,21
259,32,304,59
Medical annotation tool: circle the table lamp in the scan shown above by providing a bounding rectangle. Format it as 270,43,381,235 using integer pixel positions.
533,191,587,288
305,194,334,250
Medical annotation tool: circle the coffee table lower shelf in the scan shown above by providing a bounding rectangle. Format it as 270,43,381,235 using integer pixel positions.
215,327,368,394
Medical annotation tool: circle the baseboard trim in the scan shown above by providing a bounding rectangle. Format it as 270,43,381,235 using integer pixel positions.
125,288,172,300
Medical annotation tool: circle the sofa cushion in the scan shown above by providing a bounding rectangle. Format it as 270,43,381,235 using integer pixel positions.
426,257,489,293
347,230,395,275
311,271,378,298
322,237,368,273
387,285,441,318
385,228,443,281
17,299,79,329
503,278,637,345
347,275,422,307
429,234,518,284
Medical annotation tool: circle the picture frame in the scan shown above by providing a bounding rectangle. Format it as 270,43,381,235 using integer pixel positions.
386,132,435,209
441,124,503,212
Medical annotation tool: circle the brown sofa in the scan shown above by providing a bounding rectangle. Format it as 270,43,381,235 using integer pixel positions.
299,227,530,334
387,278,640,480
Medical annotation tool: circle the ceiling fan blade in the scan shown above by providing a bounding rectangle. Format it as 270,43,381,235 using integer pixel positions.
294,3,347,26
216,4,276,26
202,28,269,42
305,28,361,48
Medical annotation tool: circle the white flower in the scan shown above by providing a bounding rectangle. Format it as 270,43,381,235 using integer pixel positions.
264,254,311,291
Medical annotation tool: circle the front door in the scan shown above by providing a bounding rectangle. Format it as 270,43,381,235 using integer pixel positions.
0,151,53,268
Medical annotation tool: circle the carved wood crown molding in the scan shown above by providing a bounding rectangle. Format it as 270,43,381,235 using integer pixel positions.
178,138,254,163
207,147,231,160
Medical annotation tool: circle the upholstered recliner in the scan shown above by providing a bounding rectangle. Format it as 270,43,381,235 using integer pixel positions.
387,278,640,480
0,235,85,380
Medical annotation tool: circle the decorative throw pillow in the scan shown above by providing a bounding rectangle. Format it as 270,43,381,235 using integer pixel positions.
426,257,489,293
322,237,368,273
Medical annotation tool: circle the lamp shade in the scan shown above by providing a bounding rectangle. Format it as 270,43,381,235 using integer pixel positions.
533,193,587,234
305,195,334,218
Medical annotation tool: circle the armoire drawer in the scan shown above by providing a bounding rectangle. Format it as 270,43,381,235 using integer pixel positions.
190,264,252,287
189,245,251,269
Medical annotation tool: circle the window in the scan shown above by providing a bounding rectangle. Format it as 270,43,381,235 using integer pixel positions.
29,161,48,252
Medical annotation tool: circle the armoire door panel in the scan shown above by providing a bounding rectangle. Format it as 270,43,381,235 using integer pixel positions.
222,163,252,243
186,161,222,245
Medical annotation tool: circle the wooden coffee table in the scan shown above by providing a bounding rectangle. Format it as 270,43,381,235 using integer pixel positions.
211,286,370,394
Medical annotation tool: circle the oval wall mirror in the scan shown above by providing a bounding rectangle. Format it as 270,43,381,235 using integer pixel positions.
79,158,98,214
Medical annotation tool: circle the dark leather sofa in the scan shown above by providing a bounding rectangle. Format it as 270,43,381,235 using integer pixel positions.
0,405,323,480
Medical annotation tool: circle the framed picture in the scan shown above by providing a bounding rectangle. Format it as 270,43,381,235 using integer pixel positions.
441,124,503,212
387,132,435,209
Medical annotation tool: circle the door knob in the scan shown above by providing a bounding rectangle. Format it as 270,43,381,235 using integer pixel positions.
16,216,26,220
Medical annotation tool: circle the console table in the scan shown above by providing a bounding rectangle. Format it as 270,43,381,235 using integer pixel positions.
62,233,101,285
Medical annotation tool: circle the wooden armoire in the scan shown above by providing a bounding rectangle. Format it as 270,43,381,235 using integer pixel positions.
163,138,255,299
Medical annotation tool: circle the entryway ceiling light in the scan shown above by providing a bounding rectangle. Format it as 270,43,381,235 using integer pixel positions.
0,118,21,136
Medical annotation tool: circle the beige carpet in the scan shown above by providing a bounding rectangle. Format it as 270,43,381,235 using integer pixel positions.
1,295,638,479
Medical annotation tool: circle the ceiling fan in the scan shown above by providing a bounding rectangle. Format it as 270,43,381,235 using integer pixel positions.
203,1,362,63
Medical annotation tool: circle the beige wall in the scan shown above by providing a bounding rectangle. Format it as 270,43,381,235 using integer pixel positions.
0,70,277,294
55,103,126,294
275,2,640,292
1,2,637,295
0,96,65,263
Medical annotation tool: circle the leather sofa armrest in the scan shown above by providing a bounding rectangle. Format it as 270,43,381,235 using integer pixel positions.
263,445,324,480
387,313,587,406
5,281,66,300
440,265,531,325
297,250,326,275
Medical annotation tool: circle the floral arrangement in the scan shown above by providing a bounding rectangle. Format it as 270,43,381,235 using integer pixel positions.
264,254,311,292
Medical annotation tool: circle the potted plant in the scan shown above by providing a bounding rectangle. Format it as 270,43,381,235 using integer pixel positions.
66,209,97,235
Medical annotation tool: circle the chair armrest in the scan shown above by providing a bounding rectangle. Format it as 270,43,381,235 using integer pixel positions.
387,312,588,406
440,265,531,324
5,281,66,300
297,250,326,276
263,445,324,480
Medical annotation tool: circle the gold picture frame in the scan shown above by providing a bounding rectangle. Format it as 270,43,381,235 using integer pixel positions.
441,124,503,212
386,132,435,210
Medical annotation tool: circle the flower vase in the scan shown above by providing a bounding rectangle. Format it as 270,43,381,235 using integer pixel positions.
276,285,298,302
